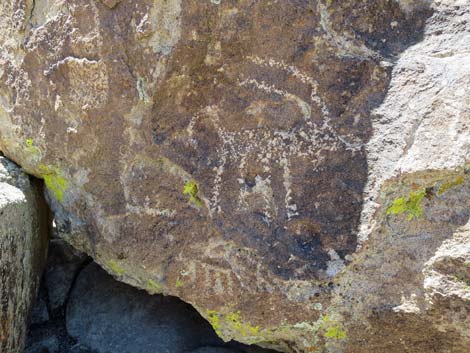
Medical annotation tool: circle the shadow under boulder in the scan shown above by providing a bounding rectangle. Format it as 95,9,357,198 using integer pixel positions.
26,240,278,353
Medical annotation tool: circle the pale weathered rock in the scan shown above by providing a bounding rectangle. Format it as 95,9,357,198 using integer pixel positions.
0,157,49,352
0,0,469,352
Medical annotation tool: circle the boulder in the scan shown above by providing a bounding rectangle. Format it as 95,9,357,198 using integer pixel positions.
0,157,49,352
44,239,89,312
1,0,469,351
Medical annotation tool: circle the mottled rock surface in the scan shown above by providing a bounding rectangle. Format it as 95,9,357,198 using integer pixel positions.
0,157,49,352
1,0,469,352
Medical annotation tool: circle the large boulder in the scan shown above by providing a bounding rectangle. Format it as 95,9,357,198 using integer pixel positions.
0,0,469,352
0,157,49,352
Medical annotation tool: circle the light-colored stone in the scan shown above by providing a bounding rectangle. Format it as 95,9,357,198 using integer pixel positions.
0,157,49,352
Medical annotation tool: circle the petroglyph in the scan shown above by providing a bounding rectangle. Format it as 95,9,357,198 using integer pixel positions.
180,260,237,295
188,58,364,220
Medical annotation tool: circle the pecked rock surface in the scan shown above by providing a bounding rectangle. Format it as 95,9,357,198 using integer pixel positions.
0,157,49,352
0,0,469,352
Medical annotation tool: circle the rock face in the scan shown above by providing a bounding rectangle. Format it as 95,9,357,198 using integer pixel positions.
0,157,49,352
0,0,469,352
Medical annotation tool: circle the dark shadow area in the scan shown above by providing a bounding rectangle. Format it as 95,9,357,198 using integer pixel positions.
26,239,279,353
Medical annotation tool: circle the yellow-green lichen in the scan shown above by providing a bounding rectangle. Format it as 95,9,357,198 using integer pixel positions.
203,309,332,349
24,138,42,158
324,325,347,340
38,164,68,202
183,180,203,207
386,188,426,220
107,260,126,276
205,310,260,340
318,314,347,341
206,310,222,336
175,278,184,288
225,311,260,337
147,279,163,293
437,176,464,196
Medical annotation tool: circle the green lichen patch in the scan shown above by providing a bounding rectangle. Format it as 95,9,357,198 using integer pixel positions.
386,188,426,220
206,310,222,336
107,260,126,276
24,138,42,158
324,325,347,340
205,310,260,341
318,314,347,341
203,308,327,350
437,175,464,196
225,311,260,337
147,279,163,293
38,164,68,202
183,180,203,207
175,278,184,288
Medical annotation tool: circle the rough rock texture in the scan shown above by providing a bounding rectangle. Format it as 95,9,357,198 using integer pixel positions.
0,0,469,352
0,157,49,352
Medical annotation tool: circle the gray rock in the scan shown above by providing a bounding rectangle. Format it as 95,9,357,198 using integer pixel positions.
66,263,221,353
24,335,60,353
44,239,88,312
0,156,49,352
30,296,50,325
68,343,97,353
190,348,241,353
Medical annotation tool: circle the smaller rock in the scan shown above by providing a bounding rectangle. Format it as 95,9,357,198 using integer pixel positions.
190,347,242,353
69,343,97,353
30,295,49,325
24,336,60,353
44,239,88,312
